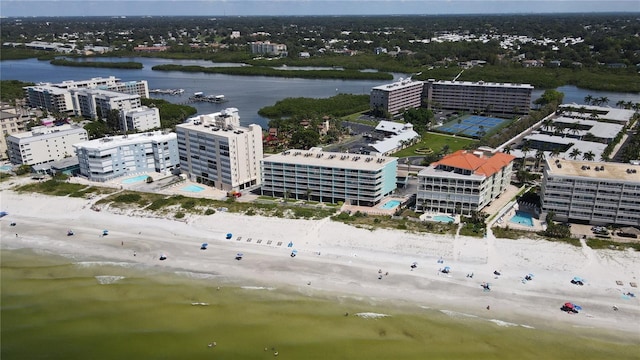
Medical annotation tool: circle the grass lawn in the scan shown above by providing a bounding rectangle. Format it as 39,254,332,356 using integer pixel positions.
394,132,477,158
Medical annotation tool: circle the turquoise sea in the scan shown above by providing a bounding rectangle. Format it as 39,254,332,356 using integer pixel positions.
2,248,638,360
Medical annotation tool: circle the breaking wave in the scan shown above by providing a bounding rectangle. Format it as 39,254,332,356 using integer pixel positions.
95,275,125,284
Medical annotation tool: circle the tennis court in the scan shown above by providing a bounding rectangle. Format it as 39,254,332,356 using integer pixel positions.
438,115,507,137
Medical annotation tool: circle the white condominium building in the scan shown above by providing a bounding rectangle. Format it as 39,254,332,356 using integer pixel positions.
74,131,179,182
424,79,533,115
74,88,141,120
261,148,398,206
541,158,640,226
416,150,515,215
6,124,88,165
45,76,149,98
24,85,76,115
0,103,30,160
250,41,287,56
123,107,161,132
370,78,424,117
25,77,150,117
176,109,263,191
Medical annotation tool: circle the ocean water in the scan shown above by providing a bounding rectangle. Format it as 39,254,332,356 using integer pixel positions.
1,249,637,360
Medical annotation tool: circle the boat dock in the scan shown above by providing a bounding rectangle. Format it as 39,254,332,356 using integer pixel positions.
187,92,228,103
150,88,184,95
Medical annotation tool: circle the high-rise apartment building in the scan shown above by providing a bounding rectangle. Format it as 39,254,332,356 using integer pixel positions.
176,109,263,191
423,79,533,115
7,124,88,165
540,158,640,226
261,148,398,206
370,79,424,117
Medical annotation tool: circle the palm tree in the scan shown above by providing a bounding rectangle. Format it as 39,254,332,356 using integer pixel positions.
616,100,625,109
569,148,582,160
582,150,595,161
542,118,553,132
569,122,581,137
551,148,561,158
584,95,594,105
535,150,545,169
599,97,609,106
503,145,512,155
521,143,531,161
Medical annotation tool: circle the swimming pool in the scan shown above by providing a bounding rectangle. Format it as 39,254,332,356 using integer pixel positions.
181,184,205,193
121,175,149,184
0,165,13,172
510,211,534,227
433,215,455,223
380,200,401,210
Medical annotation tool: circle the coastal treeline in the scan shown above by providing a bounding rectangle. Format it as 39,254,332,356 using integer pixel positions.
1,80,34,103
50,59,143,69
420,65,640,93
151,64,393,81
258,94,370,119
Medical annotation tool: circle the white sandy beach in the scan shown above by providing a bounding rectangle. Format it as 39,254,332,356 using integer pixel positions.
1,190,639,338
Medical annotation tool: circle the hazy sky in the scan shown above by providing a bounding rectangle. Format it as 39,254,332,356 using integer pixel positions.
1,0,638,17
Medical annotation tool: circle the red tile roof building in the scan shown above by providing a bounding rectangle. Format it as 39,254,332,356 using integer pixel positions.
416,150,515,215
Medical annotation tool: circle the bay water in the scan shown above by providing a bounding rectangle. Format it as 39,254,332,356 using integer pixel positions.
1,58,638,130
2,248,638,359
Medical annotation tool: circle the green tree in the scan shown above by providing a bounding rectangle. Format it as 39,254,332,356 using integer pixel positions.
290,129,320,149
106,109,121,132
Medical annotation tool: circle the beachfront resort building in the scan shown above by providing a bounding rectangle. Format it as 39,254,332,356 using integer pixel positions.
74,89,160,132
370,78,424,117
6,124,88,166
540,158,640,226
74,131,179,182
416,150,515,215
176,108,263,191
260,147,398,206
423,79,533,115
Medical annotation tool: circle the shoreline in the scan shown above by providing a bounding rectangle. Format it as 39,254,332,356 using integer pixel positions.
1,190,639,341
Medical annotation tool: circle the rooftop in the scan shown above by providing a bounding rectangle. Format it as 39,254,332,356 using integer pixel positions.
427,79,534,89
9,124,85,139
372,78,423,92
545,158,640,182
74,131,176,150
431,149,515,177
559,103,636,124
263,148,397,171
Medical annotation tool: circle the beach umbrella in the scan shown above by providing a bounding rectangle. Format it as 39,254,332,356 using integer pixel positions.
288,241,294,248
201,243,208,249
564,302,574,309
226,233,233,239
573,304,582,311
444,266,451,271
0,211,8,218
572,276,584,282
102,229,109,235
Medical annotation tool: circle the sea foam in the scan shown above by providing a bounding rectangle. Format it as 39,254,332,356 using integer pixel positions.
240,286,276,291
95,275,125,284
354,312,390,319
440,309,478,318
75,261,136,268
